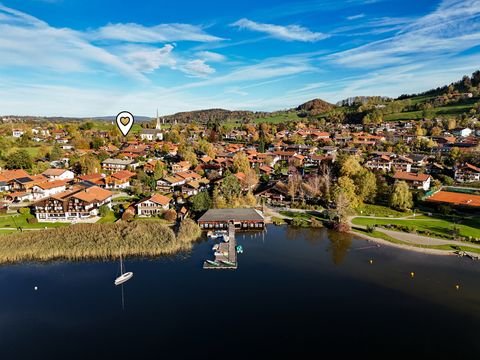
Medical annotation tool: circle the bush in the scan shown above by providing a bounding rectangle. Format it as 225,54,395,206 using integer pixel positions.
366,224,376,233
163,209,177,222
18,207,31,215
27,217,38,224
98,205,110,217
310,218,323,228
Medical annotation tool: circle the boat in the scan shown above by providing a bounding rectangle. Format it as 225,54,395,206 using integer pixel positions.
214,251,228,257
212,244,220,251
206,260,220,266
221,260,236,266
208,230,227,239
114,253,133,286
222,235,230,242
236,245,244,254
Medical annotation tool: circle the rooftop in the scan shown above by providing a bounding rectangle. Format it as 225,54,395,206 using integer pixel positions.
198,208,264,223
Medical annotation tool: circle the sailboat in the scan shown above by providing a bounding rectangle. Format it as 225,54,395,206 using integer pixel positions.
114,253,133,286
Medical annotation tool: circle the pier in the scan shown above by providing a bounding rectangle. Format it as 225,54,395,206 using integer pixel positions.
203,223,238,270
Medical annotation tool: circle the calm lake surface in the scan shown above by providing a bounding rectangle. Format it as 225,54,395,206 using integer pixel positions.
1,225,479,358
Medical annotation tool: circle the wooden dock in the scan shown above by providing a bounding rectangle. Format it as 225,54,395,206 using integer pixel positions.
203,224,238,270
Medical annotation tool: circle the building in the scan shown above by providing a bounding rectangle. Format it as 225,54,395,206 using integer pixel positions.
393,171,431,191
140,111,163,141
41,169,75,181
102,158,137,172
136,194,171,216
198,208,265,230
12,129,24,138
171,161,191,174
454,163,480,183
34,185,112,222
31,180,68,200
106,170,135,189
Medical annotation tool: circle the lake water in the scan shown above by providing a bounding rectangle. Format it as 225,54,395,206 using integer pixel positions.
1,225,479,358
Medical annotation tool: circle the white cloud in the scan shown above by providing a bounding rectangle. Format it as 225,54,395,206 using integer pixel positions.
195,51,226,62
330,0,480,68
118,44,176,73
346,14,365,21
90,23,223,43
179,59,215,77
231,18,329,42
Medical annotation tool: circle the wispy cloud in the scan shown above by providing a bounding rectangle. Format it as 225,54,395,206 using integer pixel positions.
330,0,480,68
231,18,328,42
0,4,148,81
90,23,223,43
346,13,365,20
195,51,226,62
179,59,215,77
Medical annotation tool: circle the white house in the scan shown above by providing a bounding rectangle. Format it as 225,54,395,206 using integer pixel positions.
453,127,473,137
136,194,171,216
31,180,68,200
12,129,24,138
393,171,431,191
42,169,75,181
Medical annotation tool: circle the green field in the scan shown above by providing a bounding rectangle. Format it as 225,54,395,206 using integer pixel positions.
253,112,302,124
356,204,412,217
0,214,67,233
384,100,477,121
352,216,480,239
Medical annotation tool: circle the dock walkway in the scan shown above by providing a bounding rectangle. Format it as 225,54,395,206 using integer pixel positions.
203,224,237,270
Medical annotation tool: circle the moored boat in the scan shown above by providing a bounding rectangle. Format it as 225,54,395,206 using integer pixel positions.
206,260,220,266
221,260,236,266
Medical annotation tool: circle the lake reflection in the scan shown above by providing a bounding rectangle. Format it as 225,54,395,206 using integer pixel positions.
0,225,479,359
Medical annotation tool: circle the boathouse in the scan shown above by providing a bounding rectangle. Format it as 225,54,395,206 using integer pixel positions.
198,208,265,230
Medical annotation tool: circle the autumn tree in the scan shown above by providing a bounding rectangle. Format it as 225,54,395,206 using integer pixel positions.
232,152,250,174
333,176,360,209
6,149,33,170
389,181,413,211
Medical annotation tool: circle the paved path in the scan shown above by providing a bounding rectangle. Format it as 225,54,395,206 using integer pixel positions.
349,216,480,249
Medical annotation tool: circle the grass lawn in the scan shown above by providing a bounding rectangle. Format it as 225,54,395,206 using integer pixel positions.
7,146,52,159
352,216,480,239
384,101,477,121
96,210,119,224
0,214,67,230
253,112,302,124
356,204,412,217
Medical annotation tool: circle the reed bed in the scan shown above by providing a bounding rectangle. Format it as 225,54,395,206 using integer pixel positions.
0,220,201,264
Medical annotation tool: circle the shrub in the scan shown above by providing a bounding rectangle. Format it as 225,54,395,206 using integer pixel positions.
18,207,31,215
27,217,38,224
98,205,110,217
310,218,323,228
366,224,376,233
163,209,177,222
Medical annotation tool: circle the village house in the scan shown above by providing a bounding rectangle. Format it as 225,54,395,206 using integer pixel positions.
454,163,480,183
181,179,210,197
393,171,431,191
171,161,191,174
102,158,137,172
365,154,392,172
136,194,171,216
31,180,68,200
106,170,136,189
157,175,186,192
12,129,24,138
34,185,112,222
41,169,75,181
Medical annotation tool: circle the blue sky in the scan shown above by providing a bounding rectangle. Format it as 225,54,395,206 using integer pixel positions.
1,0,480,117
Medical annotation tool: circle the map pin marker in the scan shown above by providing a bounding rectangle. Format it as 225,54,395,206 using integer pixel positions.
116,111,135,136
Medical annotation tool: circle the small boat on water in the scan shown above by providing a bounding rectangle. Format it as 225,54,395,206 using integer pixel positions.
214,251,228,257
236,245,244,254
221,260,236,266
222,235,230,242
207,230,227,239
206,260,220,266
212,244,220,251
114,253,133,286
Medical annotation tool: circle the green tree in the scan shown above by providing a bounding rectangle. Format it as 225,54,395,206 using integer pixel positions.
49,143,64,161
99,205,110,217
6,149,33,169
333,176,360,209
354,169,377,203
389,181,413,211
189,191,212,212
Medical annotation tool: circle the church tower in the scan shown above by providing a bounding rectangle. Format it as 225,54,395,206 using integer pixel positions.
155,109,161,130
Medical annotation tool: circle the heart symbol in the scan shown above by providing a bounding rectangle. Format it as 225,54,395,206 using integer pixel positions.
120,117,130,126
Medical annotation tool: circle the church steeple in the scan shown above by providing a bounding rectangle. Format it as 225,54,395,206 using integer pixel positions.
155,109,161,130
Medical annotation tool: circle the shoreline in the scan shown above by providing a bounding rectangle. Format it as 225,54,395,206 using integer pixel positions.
349,229,455,256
